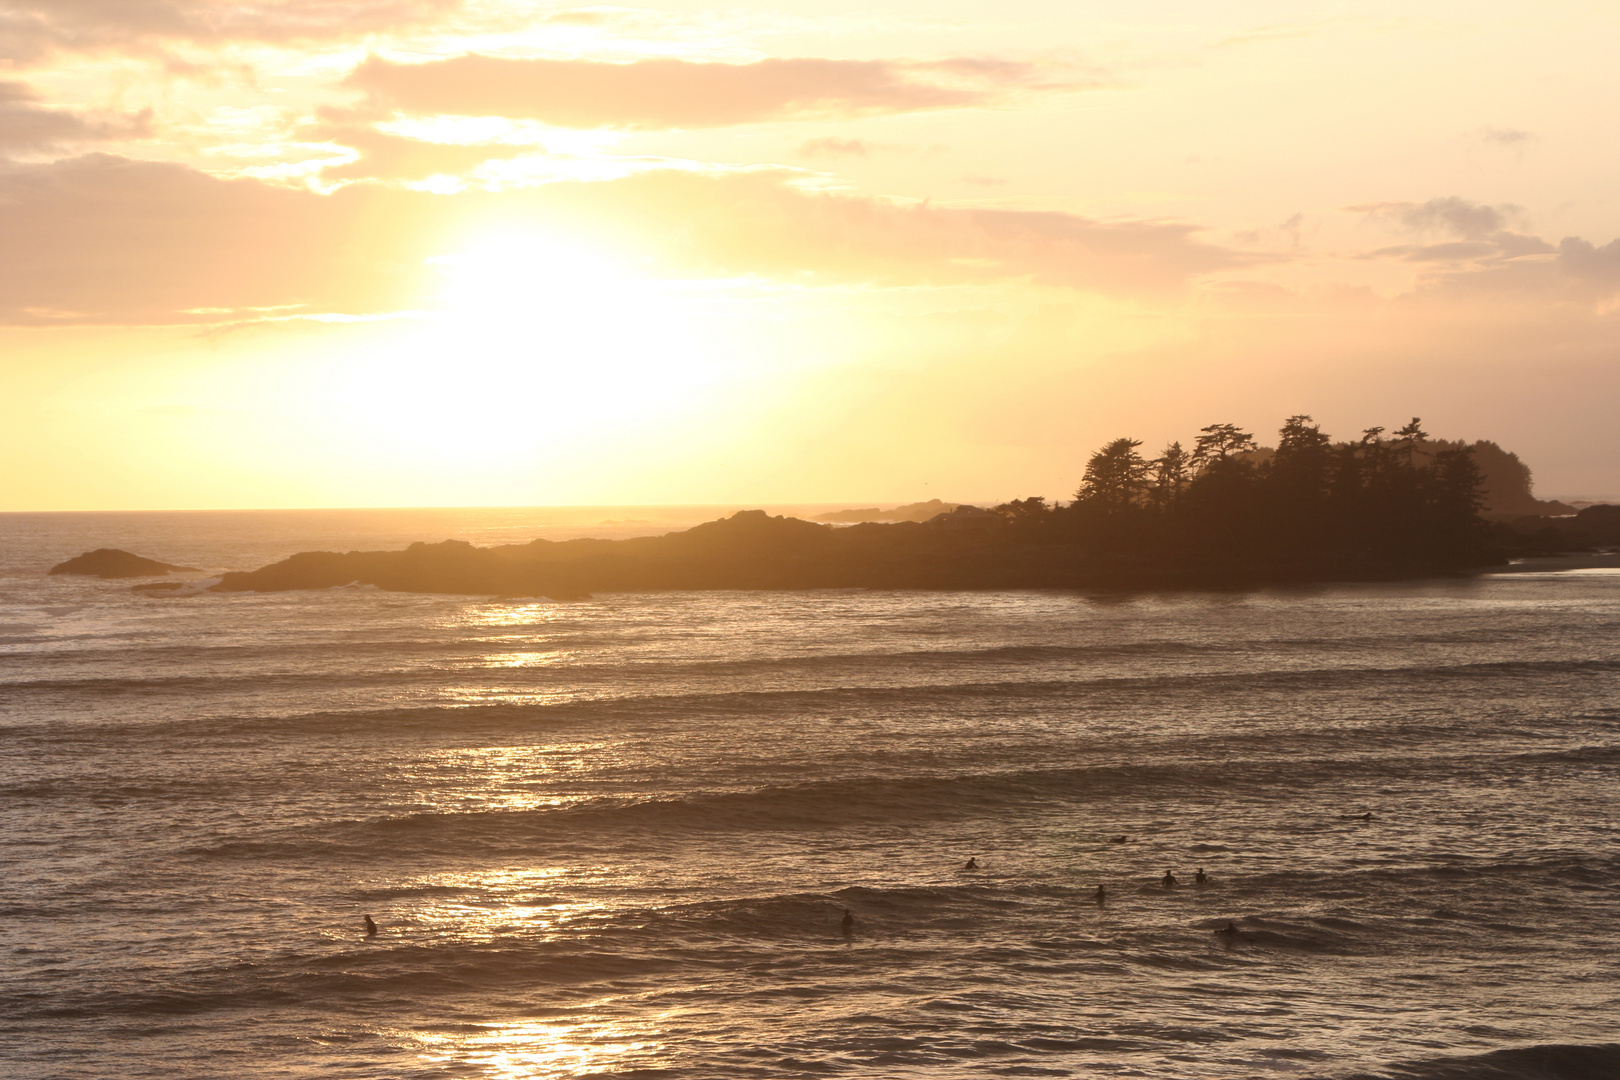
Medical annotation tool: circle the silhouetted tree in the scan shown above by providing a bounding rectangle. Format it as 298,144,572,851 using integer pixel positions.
1063,415,1493,583
1077,438,1152,511
1276,415,1332,460
1431,447,1487,527
993,496,1052,527
1191,423,1255,472
1394,417,1428,466
1150,442,1192,509
1271,415,1332,495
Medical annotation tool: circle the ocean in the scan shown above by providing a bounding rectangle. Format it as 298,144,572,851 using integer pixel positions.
2,508,1617,1080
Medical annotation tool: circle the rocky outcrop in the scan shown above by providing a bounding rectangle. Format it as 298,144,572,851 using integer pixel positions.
49,549,202,578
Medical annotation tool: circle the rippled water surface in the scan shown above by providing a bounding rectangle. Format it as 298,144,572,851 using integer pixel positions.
3,509,1618,1079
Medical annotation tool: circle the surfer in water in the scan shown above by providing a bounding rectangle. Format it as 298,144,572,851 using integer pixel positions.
1108,835,1127,844
964,857,978,869
841,909,855,936
1194,869,1208,885
363,914,378,938
1161,871,1178,888
1216,921,1242,942
1094,885,1106,903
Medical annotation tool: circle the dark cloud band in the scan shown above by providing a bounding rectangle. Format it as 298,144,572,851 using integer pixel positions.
0,81,150,152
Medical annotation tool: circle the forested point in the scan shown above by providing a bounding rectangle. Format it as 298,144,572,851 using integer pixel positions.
190,415,1577,598
990,415,1496,582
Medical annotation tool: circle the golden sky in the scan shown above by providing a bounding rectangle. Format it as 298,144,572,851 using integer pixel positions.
2,0,1617,509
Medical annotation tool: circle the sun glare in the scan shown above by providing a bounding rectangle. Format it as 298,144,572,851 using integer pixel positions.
312,228,727,466
430,233,631,317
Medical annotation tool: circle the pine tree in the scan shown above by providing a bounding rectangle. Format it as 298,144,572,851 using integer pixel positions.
1077,439,1152,511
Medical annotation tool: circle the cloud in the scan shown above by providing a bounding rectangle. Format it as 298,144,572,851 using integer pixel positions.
794,136,877,159
0,155,1241,324
1364,234,1556,263
345,53,1077,129
304,123,532,181
1388,231,1620,302
1232,212,1304,249
1346,196,1588,282
1349,196,1524,240
554,170,1243,291
0,0,466,63
1369,240,1507,263
1479,126,1533,147
1555,236,1620,286
0,81,151,152
0,154,433,322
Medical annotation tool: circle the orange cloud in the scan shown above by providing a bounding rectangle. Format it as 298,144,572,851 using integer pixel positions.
0,154,434,322
570,171,1242,291
305,123,532,181
0,81,150,152
0,156,1240,324
345,54,1072,129
0,0,465,63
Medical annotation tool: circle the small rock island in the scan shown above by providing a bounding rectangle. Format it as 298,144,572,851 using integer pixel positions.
49,549,202,578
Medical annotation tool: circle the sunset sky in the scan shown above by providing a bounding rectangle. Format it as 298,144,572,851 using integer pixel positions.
2,0,1617,510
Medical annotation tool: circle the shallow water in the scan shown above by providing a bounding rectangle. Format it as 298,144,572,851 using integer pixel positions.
2,509,1618,1079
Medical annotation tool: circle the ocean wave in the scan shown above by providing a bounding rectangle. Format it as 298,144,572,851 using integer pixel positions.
0,880,1148,1020
1513,744,1620,766
1,943,687,1019
6,866,1615,1034
4,649,1616,720
174,763,1332,860
173,737,1620,863
10,651,1616,744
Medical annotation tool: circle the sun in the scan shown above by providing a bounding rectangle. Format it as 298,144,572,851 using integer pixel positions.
308,227,728,466
428,230,633,322
239,223,851,505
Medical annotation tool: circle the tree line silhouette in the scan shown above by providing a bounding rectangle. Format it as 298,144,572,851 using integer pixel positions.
983,416,1493,581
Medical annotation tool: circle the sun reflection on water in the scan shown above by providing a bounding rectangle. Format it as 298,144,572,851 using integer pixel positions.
419,1018,659,1079
373,744,615,819
476,650,571,669
457,602,571,630
438,687,584,709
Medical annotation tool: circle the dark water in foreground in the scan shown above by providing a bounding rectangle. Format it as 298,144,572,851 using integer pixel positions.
2,510,1617,1079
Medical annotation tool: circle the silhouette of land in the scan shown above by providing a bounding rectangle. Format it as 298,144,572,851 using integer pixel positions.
49,549,201,578
193,416,1575,597
54,417,1612,598
1492,503,1620,558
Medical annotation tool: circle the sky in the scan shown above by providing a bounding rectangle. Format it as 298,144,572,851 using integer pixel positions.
1,0,1617,510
